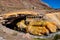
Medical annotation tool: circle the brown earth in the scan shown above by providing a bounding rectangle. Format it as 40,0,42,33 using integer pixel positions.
0,0,57,14
0,0,60,40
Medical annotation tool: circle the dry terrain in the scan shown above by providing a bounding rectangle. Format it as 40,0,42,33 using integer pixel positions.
0,0,60,40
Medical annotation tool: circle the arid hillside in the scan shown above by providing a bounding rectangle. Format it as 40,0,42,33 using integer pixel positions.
0,0,54,14
0,0,60,40
0,0,50,9
0,0,60,14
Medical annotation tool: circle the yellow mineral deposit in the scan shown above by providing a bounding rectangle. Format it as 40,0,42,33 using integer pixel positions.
45,21,57,32
16,19,57,35
0,11,59,36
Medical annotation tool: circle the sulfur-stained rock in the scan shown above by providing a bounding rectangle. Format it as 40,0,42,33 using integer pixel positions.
45,21,57,33
0,11,58,36
16,19,57,36
26,26,49,36
17,20,27,28
26,20,49,35
45,13,60,29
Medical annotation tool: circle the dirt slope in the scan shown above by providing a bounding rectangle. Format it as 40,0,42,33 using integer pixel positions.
0,0,50,9
0,0,60,40
0,0,53,14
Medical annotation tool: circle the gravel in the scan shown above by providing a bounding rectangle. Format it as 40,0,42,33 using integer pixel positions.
0,37,6,40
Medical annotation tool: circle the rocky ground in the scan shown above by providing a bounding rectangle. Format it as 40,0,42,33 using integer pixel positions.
0,23,33,40
0,0,60,40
